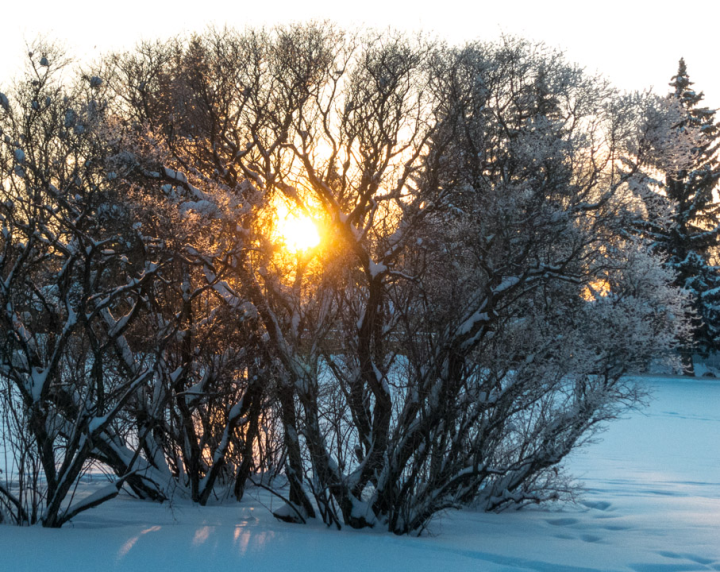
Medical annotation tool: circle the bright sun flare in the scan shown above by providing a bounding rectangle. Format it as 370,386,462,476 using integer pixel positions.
279,214,320,252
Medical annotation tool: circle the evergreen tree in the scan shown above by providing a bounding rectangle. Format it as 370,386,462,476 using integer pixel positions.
650,59,720,373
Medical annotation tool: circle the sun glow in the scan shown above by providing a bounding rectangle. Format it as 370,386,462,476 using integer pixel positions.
281,215,320,252
273,199,321,253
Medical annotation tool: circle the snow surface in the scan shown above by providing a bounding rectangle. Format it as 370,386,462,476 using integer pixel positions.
2,375,719,571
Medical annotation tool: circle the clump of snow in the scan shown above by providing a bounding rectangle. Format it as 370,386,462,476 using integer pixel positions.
368,259,387,278
179,200,218,217
64,109,76,127
88,416,108,433
492,276,520,294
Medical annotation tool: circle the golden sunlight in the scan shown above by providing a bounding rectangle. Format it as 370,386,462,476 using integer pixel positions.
274,200,321,253
582,279,611,301
281,214,320,252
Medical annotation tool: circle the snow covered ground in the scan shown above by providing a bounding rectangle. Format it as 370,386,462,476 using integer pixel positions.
2,375,719,572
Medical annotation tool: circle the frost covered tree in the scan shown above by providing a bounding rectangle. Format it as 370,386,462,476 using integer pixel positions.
638,59,720,373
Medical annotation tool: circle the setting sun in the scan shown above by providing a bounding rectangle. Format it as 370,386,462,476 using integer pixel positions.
278,211,320,252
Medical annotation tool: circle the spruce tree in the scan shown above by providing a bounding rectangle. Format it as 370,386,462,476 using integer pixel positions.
652,59,720,373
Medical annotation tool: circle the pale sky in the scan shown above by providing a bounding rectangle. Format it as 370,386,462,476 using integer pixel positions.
1,0,718,108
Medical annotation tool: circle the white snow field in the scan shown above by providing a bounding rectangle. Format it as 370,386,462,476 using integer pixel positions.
2,375,719,572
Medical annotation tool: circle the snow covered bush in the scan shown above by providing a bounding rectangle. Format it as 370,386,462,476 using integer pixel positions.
87,157,278,506
0,44,163,526
0,28,692,532
93,28,691,534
